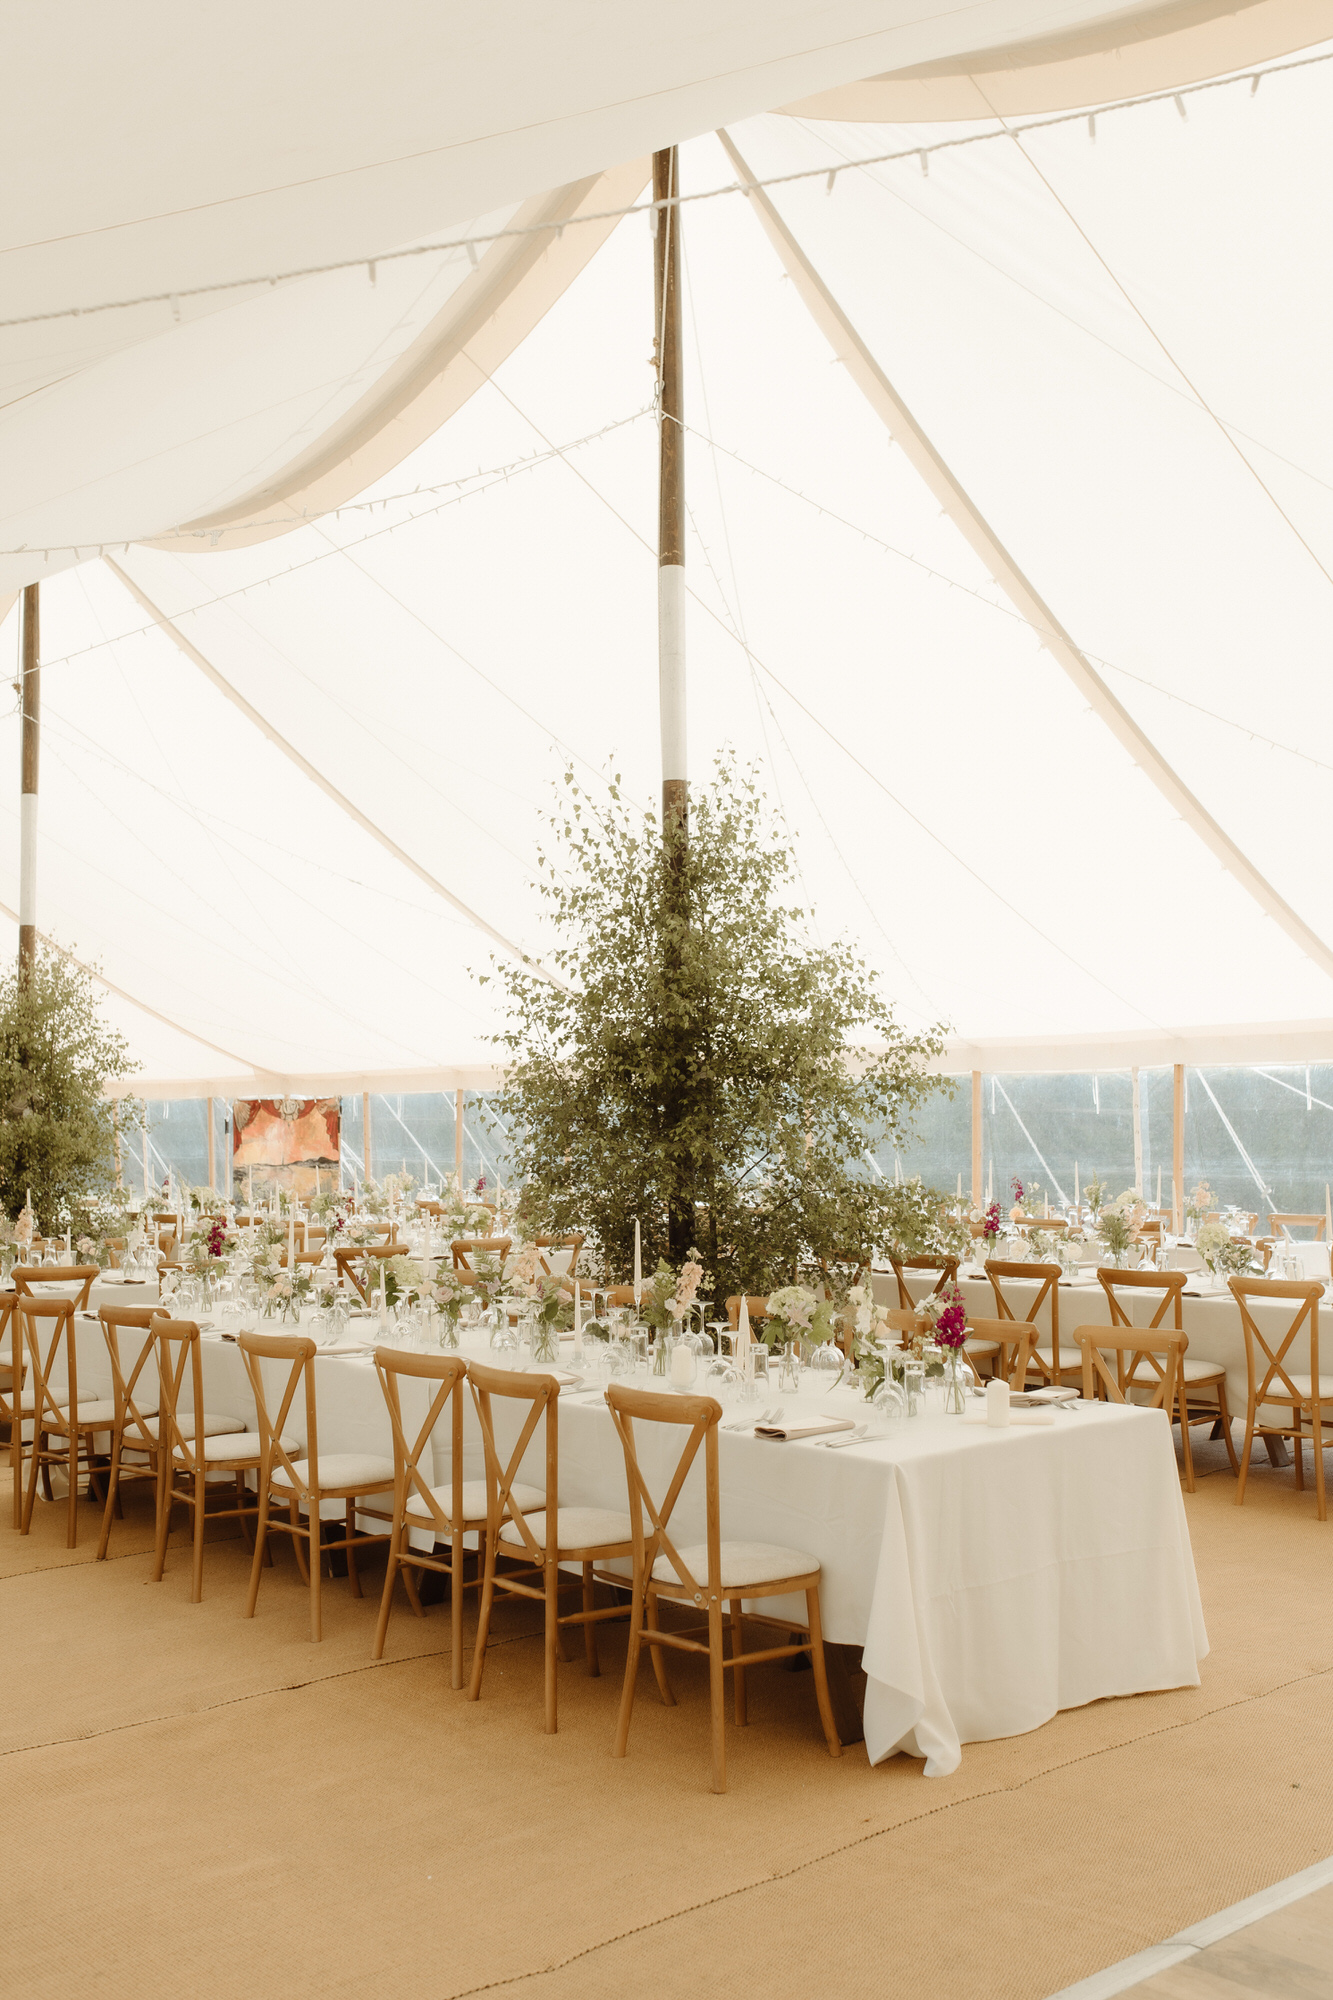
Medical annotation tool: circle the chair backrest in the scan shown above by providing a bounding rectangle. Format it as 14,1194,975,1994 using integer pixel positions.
99,1303,162,1452
817,1251,872,1293
1098,1267,1186,1331
533,1234,585,1278
333,1240,402,1302
987,1260,1062,1374
1073,1324,1185,1412
725,1296,770,1331
151,1313,210,1467
280,1248,326,1268
238,1329,319,1491
466,1358,556,1561
1016,1217,1069,1234
888,1254,957,1312
20,1295,81,1434
966,1316,1038,1389
451,1236,512,1274
1269,1212,1327,1241
12,1264,98,1309
373,1348,468,1536
0,1294,20,1418
1228,1276,1322,1407
606,1381,721,1604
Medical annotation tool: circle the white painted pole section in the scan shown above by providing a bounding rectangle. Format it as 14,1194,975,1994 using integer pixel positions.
19,793,37,932
719,130,1333,987
659,563,687,785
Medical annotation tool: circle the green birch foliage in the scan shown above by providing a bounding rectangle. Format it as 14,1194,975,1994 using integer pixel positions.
488,759,948,1300
0,946,138,1231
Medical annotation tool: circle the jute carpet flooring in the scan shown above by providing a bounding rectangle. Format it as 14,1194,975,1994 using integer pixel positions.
3,1432,1331,2000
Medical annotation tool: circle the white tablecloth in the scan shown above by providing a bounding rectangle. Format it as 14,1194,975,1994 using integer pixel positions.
27,1310,1207,1778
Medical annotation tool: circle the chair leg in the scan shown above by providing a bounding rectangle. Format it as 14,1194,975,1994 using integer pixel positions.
401,1559,423,1616
1293,1418,1306,1490
614,1578,646,1758
1235,1403,1256,1506
190,1467,206,1603
582,1562,600,1677
309,1508,323,1642
645,1589,675,1706
708,1591,727,1794
234,1473,254,1549
805,1585,842,1758
344,1501,362,1599
374,1520,402,1660
96,1428,123,1561
543,1555,558,1734
468,1534,497,1701
1313,1404,1327,1522
449,1527,463,1691
1216,1382,1239,1474
66,1433,79,1549
152,1472,175,1583
290,1499,309,1582
1176,1377,1196,1493
244,1485,271,1618
730,1597,747,1725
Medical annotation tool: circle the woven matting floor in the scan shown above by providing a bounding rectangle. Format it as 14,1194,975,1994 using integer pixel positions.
3,1433,1331,2000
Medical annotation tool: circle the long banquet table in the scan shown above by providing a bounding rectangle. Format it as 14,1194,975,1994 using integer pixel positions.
20,1291,1208,1779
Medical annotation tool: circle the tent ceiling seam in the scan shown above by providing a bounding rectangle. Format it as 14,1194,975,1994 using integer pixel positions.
102,558,563,988
716,128,1333,992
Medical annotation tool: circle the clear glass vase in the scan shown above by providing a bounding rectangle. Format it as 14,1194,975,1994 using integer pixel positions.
532,1315,560,1365
941,1349,969,1415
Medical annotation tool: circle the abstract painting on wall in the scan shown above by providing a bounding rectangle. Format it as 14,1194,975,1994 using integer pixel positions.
232,1097,340,1202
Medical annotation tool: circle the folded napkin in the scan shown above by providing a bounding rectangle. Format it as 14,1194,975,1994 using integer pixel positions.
530,1367,583,1387
963,1408,1056,1427
1017,1387,1079,1406
754,1415,857,1441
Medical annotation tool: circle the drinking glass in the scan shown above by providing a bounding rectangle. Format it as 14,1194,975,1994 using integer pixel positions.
741,1348,769,1404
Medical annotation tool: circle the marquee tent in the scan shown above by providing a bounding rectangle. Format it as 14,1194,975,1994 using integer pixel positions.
3,2,1333,1095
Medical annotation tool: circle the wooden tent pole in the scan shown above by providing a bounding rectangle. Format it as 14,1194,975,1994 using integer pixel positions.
1172,1064,1185,1233
971,1071,982,1209
1131,1065,1143,1197
18,585,39,987
654,146,686,840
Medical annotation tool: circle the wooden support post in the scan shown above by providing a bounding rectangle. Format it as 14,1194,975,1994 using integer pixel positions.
207,1097,216,1191
654,145,686,841
1172,1064,1185,1233
19,584,39,986
1131,1064,1143,1197
970,1071,982,1209
455,1089,465,1189
362,1091,372,1184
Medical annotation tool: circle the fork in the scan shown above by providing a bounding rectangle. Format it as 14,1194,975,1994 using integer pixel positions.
822,1423,871,1449
724,1406,775,1431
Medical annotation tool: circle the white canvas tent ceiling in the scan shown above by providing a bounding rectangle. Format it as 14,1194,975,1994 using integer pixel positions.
3,7,1333,1095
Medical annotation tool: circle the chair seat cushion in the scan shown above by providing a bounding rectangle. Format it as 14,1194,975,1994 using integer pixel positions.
172,1430,284,1464
1034,1348,1082,1375
54,1398,120,1426
272,1452,394,1492
963,1338,998,1357
498,1506,632,1552
142,1412,246,1439
653,1540,820,1591
1179,1355,1227,1384
1260,1374,1329,1404
406,1478,544,1527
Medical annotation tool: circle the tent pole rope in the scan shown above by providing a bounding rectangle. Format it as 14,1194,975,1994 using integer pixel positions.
102,558,561,986
718,128,1333,990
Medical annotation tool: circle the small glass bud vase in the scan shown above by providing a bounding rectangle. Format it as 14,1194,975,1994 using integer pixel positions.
940,1348,968,1416
532,1314,560,1365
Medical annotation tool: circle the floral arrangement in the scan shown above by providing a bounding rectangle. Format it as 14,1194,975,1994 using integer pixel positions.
1195,1220,1255,1278
929,1280,968,1350
1084,1171,1108,1221
639,1255,704,1333
1186,1181,1215,1224
838,1282,892,1349
763,1283,838,1350
422,1265,469,1323
1096,1190,1144,1259
1010,1176,1045,1218
979,1200,1001,1246
370,1255,424,1310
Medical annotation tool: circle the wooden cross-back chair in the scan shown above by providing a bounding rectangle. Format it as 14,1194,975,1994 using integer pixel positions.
333,1239,403,1303
151,1315,271,1601
467,1359,633,1732
372,1349,546,1687
533,1234,585,1279
17,1289,113,1547
605,1381,840,1794
1269,1213,1327,1241
1228,1277,1330,1519
888,1254,958,1313
985,1260,1071,1384
725,1296,770,1332
95,1304,165,1560
450,1236,512,1284
1097,1268,1236,1486
1074,1324,1190,1470
12,1264,99,1310
240,1330,395,1640
962,1317,1038,1388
